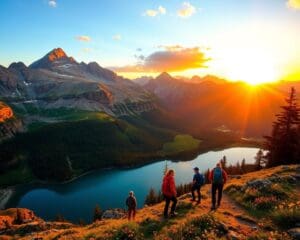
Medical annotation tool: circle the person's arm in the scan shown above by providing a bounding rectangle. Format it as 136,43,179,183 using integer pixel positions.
222,170,228,184
209,169,213,182
126,198,129,207
193,175,196,184
170,177,177,196
134,197,137,208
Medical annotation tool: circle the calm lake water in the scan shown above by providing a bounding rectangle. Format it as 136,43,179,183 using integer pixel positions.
7,147,259,222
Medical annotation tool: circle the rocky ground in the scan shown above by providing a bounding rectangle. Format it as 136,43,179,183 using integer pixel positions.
0,165,299,240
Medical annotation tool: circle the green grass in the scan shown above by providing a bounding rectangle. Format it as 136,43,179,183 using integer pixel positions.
162,134,201,155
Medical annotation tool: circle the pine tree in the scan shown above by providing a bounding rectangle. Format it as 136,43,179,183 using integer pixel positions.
255,149,264,170
145,188,157,205
220,156,227,170
264,87,300,166
93,204,103,222
241,158,246,173
163,161,168,175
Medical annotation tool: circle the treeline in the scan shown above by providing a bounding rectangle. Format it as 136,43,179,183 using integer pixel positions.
264,87,300,167
0,118,174,182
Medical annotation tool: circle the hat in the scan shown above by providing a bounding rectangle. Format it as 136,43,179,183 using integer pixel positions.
193,167,199,171
129,191,134,195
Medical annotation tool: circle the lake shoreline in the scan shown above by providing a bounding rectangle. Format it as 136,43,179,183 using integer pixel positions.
0,187,15,210
0,141,262,209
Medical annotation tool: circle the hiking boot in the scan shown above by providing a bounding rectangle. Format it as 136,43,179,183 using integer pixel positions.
196,201,201,205
190,198,196,202
211,206,216,211
170,212,178,217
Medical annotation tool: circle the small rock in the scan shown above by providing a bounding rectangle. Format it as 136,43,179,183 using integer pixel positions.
288,228,300,240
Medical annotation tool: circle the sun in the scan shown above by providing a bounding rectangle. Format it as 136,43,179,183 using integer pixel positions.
220,48,280,85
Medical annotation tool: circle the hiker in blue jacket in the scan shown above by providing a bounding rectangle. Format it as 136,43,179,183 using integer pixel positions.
209,163,228,210
191,167,205,204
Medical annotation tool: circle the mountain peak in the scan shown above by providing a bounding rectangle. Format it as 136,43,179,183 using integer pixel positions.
156,72,173,81
29,47,76,69
46,48,67,62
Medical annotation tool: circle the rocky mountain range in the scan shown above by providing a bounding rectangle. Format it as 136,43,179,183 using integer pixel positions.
142,72,300,136
0,48,156,117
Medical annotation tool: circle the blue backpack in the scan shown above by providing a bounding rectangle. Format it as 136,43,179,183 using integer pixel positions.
213,167,223,184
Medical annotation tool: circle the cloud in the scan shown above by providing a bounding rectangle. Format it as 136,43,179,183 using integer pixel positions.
287,0,300,9
76,35,91,42
112,34,122,41
48,0,57,7
136,48,143,52
177,2,196,18
158,6,167,14
144,6,167,17
113,46,210,73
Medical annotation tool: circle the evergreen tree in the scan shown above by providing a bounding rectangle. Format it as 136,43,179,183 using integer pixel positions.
254,149,265,170
264,87,300,166
220,156,227,170
145,188,157,205
163,161,168,175
93,204,103,222
241,158,246,173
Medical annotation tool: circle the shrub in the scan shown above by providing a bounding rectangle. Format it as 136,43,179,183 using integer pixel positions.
271,205,300,229
111,223,144,240
253,196,278,210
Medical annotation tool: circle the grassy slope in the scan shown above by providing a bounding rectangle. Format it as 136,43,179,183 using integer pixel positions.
1,165,298,240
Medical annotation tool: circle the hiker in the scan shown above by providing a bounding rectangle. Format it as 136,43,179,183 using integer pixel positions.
126,191,137,221
209,163,228,210
162,169,177,218
191,167,204,204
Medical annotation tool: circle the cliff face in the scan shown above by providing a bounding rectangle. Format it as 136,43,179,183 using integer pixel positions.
0,165,297,240
0,102,23,141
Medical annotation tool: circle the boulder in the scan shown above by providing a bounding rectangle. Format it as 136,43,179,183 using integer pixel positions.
101,209,126,219
243,179,272,191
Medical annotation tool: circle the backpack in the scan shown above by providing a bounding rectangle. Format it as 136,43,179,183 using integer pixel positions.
194,173,204,187
213,167,223,184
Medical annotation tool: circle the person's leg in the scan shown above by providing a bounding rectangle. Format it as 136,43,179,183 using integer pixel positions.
132,209,136,221
197,187,201,203
128,209,132,221
211,184,217,209
164,196,171,217
170,196,177,214
191,185,196,201
217,184,224,207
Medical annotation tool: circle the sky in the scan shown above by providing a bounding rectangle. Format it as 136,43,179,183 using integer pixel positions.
0,0,300,84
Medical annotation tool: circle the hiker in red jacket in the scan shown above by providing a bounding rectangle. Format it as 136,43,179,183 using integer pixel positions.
162,169,177,218
209,163,228,210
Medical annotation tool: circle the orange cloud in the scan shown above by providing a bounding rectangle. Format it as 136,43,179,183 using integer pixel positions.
113,46,210,73
76,35,91,42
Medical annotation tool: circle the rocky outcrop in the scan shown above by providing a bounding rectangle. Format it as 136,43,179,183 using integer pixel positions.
101,209,126,219
0,102,23,141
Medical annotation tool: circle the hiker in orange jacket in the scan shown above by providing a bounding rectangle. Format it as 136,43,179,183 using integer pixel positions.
162,169,177,218
209,163,228,210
